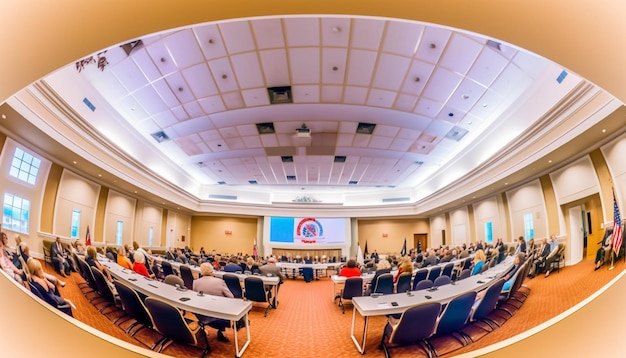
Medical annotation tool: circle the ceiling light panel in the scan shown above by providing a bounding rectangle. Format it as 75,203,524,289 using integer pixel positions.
259,49,290,87
372,54,411,90
438,34,483,75
415,26,451,64
163,30,204,69
208,58,238,92
289,48,320,84
321,17,350,46
346,49,377,86
284,17,319,47
467,46,509,87
321,48,348,84
382,21,424,57
145,40,178,76
219,21,256,54
351,18,385,50
181,63,219,98
231,52,264,89
194,24,228,60
251,18,285,49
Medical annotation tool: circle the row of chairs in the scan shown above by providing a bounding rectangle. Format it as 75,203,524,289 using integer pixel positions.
381,260,532,357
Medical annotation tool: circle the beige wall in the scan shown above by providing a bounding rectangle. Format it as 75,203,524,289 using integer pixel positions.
357,218,429,255
191,216,258,254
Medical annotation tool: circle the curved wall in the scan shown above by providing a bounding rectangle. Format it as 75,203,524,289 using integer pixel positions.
2,0,626,356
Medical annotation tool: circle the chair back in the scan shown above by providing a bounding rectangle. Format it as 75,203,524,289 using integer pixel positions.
91,266,117,304
163,274,184,287
28,281,73,316
19,256,30,281
223,274,244,298
301,267,314,282
479,262,490,274
458,269,471,281
433,275,451,287
144,297,199,347
412,269,429,290
426,266,442,282
435,291,477,336
488,256,497,268
471,278,506,322
372,273,394,295
462,258,472,270
179,265,194,290
414,279,434,291
396,272,412,293
161,261,174,277
244,276,267,303
106,252,116,262
502,262,528,300
441,263,454,277
114,280,154,328
388,302,441,346
342,277,364,300
77,257,98,289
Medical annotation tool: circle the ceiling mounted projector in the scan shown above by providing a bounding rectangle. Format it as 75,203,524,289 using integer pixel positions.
296,123,311,137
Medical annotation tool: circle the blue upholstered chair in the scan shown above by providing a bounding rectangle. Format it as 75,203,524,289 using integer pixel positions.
380,302,441,358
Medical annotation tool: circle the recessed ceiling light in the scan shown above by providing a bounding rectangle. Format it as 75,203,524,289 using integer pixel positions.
332,66,338,71
429,43,436,49
134,190,138,193
72,161,77,164
482,103,488,107
1,114,6,119
602,129,606,133
548,160,552,163
332,26,341,32
504,182,508,185
98,174,102,177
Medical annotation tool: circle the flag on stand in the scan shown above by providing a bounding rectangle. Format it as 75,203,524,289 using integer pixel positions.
252,240,258,257
363,240,368,256
357,245,364,265
400,238,407,256
611,190,622,255
85,225,91,246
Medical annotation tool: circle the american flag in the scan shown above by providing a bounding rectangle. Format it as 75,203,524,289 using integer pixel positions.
611,190,622,255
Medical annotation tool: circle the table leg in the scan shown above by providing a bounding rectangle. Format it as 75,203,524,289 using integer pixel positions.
233,312,251,357
350,306,369,354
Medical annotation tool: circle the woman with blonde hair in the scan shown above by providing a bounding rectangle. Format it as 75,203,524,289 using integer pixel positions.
471,249,487,275
394,256,413,283
27,258,75,311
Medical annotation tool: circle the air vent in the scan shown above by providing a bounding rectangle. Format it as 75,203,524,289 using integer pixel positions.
217,181,226,185
414,161,424,165
281,156,294,163
267,86,293,104
356,122,376,134
209,194,237,200
248,180,258,184
256,122,275,134
382,197,410,203
286,175,296,181
445,126,468,142
120,40,144,56
151,131,170,143
334,156,346,163
486,40,501,51
348,180,358,185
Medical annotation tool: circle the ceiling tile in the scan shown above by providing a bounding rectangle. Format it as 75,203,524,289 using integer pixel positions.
131,48,162,82
415,26,451,64
208,57,238,93
401,60,435,94
231,52,265,89
394,94,418,111
251,18,285,49
369,136,393,149
372,53,411,90
381,21,424,56
242,135,262,148
321,17,350,47
284,17,320,47
197,95,226,114
152,79,180,108
366,88,396,108
259,49,290,87
163,30,204,69
182,101,203,118
422,67,463,101
292,85,320,103
322,48,348,85
289,48,320,84
145,40,178,76
181,63,219,98
439,33,483,75
414,97,444,117
112,57,148,93
346,49,377,86
467,47,509,87
222,92,245,110
219,21,256,54
351,18,384,50
194,23,228,60
321,85,343,102
343,86,368,105
241,88,270,107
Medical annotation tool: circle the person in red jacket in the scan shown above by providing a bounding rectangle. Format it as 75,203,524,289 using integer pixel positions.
338,259,361,277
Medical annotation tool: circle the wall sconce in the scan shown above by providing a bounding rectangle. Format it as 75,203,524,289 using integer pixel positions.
382,233,388,238
225,230,232,235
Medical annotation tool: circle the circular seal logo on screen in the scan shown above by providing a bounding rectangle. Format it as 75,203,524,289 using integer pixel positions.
296,218,324,243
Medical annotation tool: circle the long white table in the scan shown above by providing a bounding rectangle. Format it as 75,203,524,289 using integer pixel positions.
349,256,514,354
102,260,253,357
276,262,342,280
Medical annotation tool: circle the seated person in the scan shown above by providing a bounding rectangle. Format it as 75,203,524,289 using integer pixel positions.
529,238,550,278
175,248,189,264
212,255,223,270
338,259,361,278
117,247,133,270
543,235,561,278
470,249,487,275
595,230,613,270
21,243,65,288
27,258,75,311
133,251,155,278
192,263,233,342
242,257,259,273
223,257,242,273
50,236,73,276
394,256,413,283
0,232,24,283
502,253,525,290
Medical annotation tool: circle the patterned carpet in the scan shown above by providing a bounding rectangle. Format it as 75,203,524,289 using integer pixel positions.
48,256,625,358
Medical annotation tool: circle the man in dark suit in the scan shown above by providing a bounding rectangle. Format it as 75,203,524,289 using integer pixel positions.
166,246,178,261
529,237,550,278
50,236,72,276
259,257,285,305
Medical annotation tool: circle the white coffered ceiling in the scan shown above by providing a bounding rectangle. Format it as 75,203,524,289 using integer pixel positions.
22,15,607,207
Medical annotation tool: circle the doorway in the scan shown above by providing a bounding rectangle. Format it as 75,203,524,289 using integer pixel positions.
414,233,428,253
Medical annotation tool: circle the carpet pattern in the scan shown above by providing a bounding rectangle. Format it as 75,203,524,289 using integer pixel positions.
45,257,625,358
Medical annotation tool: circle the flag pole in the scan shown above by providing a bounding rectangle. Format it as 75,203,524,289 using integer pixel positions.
609,250,615,270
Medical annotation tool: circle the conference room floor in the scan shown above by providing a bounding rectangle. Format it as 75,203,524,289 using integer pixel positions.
50,257,625,358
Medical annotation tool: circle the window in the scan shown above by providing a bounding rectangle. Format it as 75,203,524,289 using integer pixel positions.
148,226,154,247
485,221,493,243
116,221,123,246
70,209,80,239
3,193,30,233
9,147,41,185
523,212,534,240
